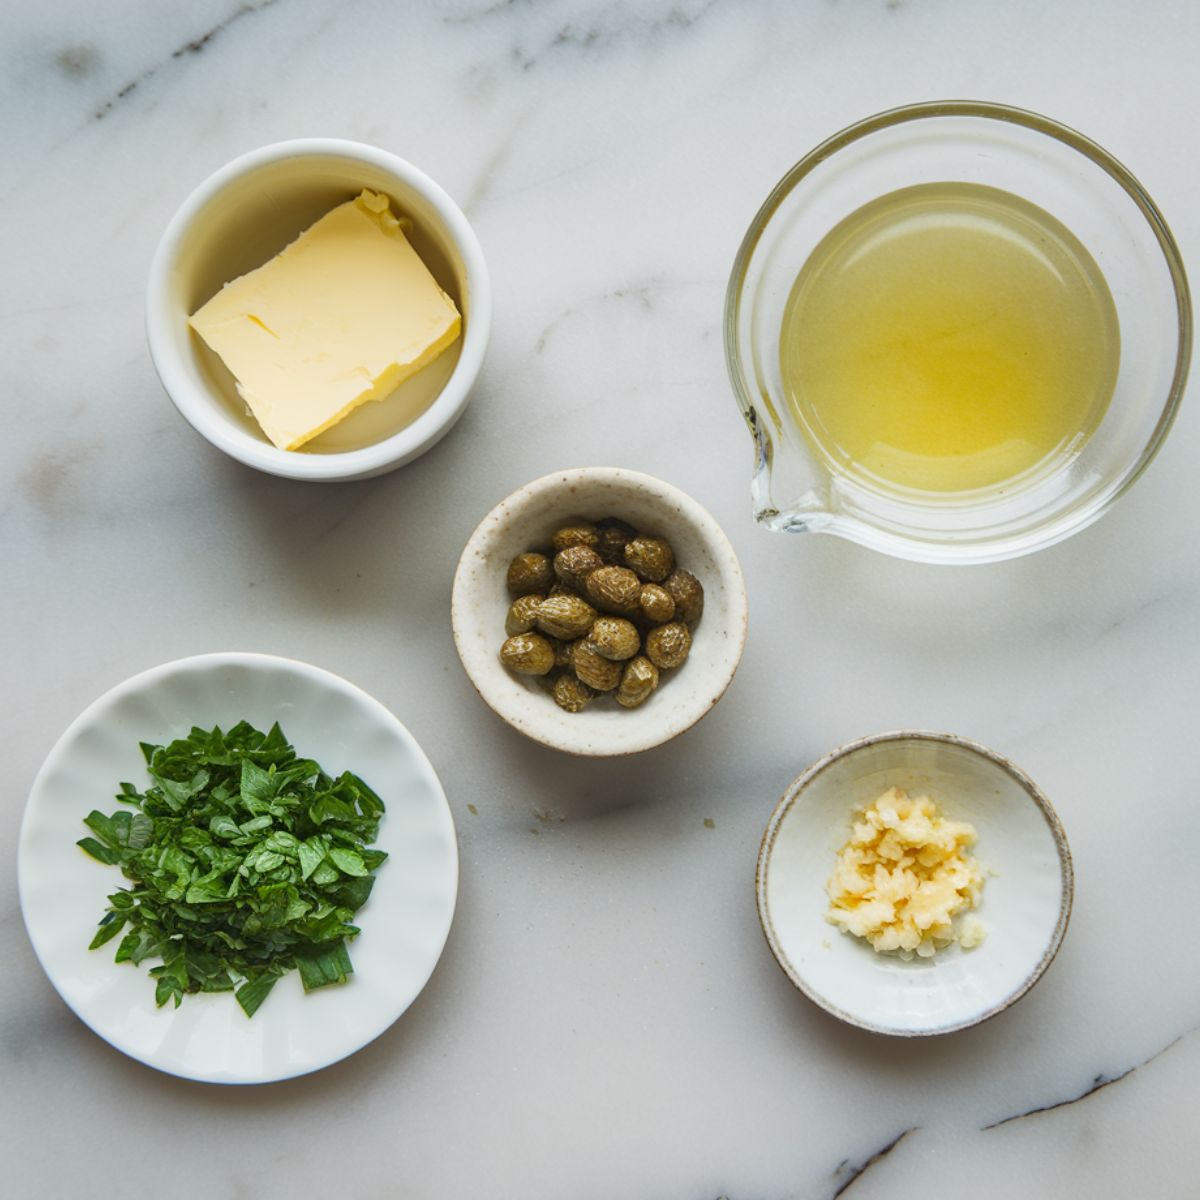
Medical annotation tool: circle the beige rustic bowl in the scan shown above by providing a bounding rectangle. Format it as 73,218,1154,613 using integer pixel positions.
756,731,1073,1036
451,468,748,756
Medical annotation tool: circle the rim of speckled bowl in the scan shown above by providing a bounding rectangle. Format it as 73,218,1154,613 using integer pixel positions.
755,729,1074,1036
146,138,491,482
450,467,749,756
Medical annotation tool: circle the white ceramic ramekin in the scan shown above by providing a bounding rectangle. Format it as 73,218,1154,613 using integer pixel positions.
146,139,491,482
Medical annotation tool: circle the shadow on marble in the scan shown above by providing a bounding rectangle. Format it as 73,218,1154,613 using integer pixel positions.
755,944,1055,1084
192,425,476,621
465,684,753,826
774,462,1188,670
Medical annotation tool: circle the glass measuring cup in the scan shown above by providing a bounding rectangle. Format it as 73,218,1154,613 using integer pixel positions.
725,102,1191,564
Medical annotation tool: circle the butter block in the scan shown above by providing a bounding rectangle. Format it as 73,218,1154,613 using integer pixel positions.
189,190,461,451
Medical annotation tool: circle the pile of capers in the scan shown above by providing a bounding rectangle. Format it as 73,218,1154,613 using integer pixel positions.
499,517,704,713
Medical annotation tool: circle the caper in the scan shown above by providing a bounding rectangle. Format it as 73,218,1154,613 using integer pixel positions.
644,621,691,670
548,581,574,597
589,616,641,661
595,517,637,566
500,633,555,676
552,522,599,553
554,544,603,591
624,535,675,583
505,594,543,636
637,583,675,625
573,641,622,691
536,593,597,640
663,568,704,624
554,637,580,669
585,565,642,615
506,552,553,596
552,674,594,713
616,656,659,709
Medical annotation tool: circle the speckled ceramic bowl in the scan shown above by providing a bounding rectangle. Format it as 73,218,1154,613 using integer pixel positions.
756,731,1073,1036
451,468,748,756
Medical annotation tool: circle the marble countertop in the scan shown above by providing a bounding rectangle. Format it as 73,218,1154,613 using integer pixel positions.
3,0,1199,1195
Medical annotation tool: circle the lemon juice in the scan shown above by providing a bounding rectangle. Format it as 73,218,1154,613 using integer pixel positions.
779,182,1120,494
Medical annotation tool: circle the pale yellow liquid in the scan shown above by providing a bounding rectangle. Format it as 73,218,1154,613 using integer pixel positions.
779,182,1120,494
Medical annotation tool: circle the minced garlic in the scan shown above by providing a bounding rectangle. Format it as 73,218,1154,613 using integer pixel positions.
826,786,985,959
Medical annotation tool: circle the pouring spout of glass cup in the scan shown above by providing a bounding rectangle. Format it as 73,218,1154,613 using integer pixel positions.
743,400,841,535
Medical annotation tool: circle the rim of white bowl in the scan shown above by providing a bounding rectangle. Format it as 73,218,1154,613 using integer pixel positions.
451,467,749,756
145,139,491,482
755,729,1074,1036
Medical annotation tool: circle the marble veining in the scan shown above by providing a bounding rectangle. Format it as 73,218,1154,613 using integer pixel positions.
982,1027,1192,1130
829,1127,916,1198
2,0,1199,1197
92,0,284,120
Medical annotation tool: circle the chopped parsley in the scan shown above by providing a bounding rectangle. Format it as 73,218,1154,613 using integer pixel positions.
78,720,387,1017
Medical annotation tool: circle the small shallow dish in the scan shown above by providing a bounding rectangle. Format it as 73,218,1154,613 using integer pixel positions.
452,467,748,756
147,138,491,481
18,652,458,1083
756,731,1072,1036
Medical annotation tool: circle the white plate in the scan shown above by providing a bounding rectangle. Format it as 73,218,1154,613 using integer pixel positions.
756,731,1072,1036
18,653,458,1083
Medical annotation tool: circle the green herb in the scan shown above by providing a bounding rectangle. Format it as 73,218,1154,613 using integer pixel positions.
78,721,387,1017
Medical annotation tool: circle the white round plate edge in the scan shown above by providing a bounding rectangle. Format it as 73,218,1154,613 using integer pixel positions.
17,652,459,1084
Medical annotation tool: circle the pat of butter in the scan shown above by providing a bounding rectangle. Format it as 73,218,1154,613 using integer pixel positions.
189,190,461,451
